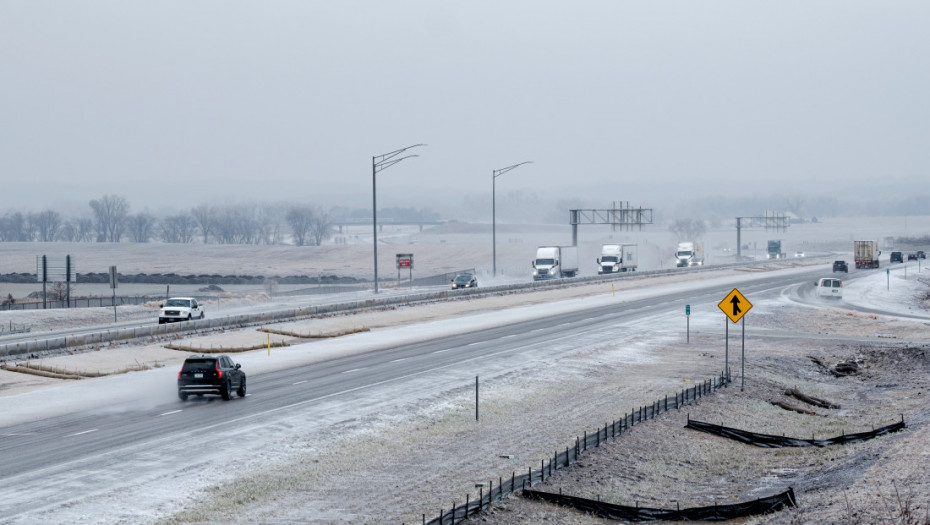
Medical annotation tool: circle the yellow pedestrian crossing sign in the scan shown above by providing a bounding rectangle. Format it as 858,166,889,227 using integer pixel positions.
718,288,752,323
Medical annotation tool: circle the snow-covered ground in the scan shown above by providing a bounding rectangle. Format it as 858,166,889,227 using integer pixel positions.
1,219,929,524
0,261,928,524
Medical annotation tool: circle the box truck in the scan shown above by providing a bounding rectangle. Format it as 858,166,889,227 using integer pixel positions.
854,240,880,269
766,240,784,259
597,244,637,274
675,241,704,267
532,246,579,280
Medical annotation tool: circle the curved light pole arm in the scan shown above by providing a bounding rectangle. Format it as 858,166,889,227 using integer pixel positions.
372,143,427,294
493,160,533,179
492,161,533,276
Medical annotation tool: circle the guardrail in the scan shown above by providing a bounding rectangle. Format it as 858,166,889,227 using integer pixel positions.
0,258,823,359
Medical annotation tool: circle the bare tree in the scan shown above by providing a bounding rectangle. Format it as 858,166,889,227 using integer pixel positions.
59,218,94,242
57,221,79,242
47,281,72,301
89,194,130,242
669,218,707,242
29,210,61,242
285,205,314,246
254,206,283,245
309,209,335,246
191,204,215,244
76,217,95,242
0,212,30,241
160,214,197,243
213,205,261,245
785,195,805,218
126,213,157,243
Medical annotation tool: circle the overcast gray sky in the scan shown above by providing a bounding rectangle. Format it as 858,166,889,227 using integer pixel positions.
2,1,928,217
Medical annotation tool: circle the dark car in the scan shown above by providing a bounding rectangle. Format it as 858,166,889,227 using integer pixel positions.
890,251,904,263
832,260,848,273
908,252,918,261
451,273,478,289
918,250,926,260
177,354,246,401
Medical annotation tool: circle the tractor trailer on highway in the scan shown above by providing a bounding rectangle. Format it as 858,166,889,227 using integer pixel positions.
675,241,704,267
532,246,578,280
854,240,881,269
597,244,637,274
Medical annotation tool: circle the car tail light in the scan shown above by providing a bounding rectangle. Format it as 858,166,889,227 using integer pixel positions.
177,369,182,379
215,361,223,379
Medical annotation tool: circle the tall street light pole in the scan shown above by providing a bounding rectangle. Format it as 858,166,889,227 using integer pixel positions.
492,161,533,276
372,144,426,294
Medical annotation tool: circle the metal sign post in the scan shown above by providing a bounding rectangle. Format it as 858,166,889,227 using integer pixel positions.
685,304,690,344
109,265,118,322
718,288,753,390
396,253,413,287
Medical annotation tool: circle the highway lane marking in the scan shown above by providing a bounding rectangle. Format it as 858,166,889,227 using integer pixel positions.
390,357,408,362
341,368,365,374
293,380,308,385
467,342,480,346
432,349,450,353
68,429,98,437
159,410,182,416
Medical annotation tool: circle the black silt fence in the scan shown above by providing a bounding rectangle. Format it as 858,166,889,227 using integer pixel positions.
521,486,797,521
686,417,906,448
420,373,729,525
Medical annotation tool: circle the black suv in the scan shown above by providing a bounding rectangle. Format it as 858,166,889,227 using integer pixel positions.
177,354,246,401
890,251,904,263
832,260,848,273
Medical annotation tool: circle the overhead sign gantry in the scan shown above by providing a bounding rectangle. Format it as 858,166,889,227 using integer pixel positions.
569,201,654,246
735,211,789,260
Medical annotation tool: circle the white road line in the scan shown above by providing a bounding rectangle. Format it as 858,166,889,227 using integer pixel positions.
390,357,408,362
69,429,98,437
467,342,480,346
432,349,450,354
341,368,364,374
159,410,182,417
293,380,308,385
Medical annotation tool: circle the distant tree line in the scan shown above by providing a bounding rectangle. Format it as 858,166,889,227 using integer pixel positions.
0,194,442,245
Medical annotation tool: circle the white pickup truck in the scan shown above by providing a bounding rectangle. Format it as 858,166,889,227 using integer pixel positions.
158,297,205,324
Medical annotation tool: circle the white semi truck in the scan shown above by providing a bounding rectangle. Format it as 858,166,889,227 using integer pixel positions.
597,244,637,274
532,246,579,280
675,241,704,267
854,240,881,269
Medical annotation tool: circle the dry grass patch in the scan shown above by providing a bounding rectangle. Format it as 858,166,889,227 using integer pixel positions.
256,326,370,338
164,341,289,353
1,360,159,379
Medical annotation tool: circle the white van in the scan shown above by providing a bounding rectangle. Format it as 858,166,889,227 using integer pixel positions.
816,278,843,299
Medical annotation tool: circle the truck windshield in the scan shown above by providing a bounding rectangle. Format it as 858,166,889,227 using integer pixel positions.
165,299,191,307
601,256,618,263
677,251,692,257
536,258,555,266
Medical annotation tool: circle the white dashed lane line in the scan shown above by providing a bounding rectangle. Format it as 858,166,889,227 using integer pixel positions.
159,410,182,417
68,429,98,437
